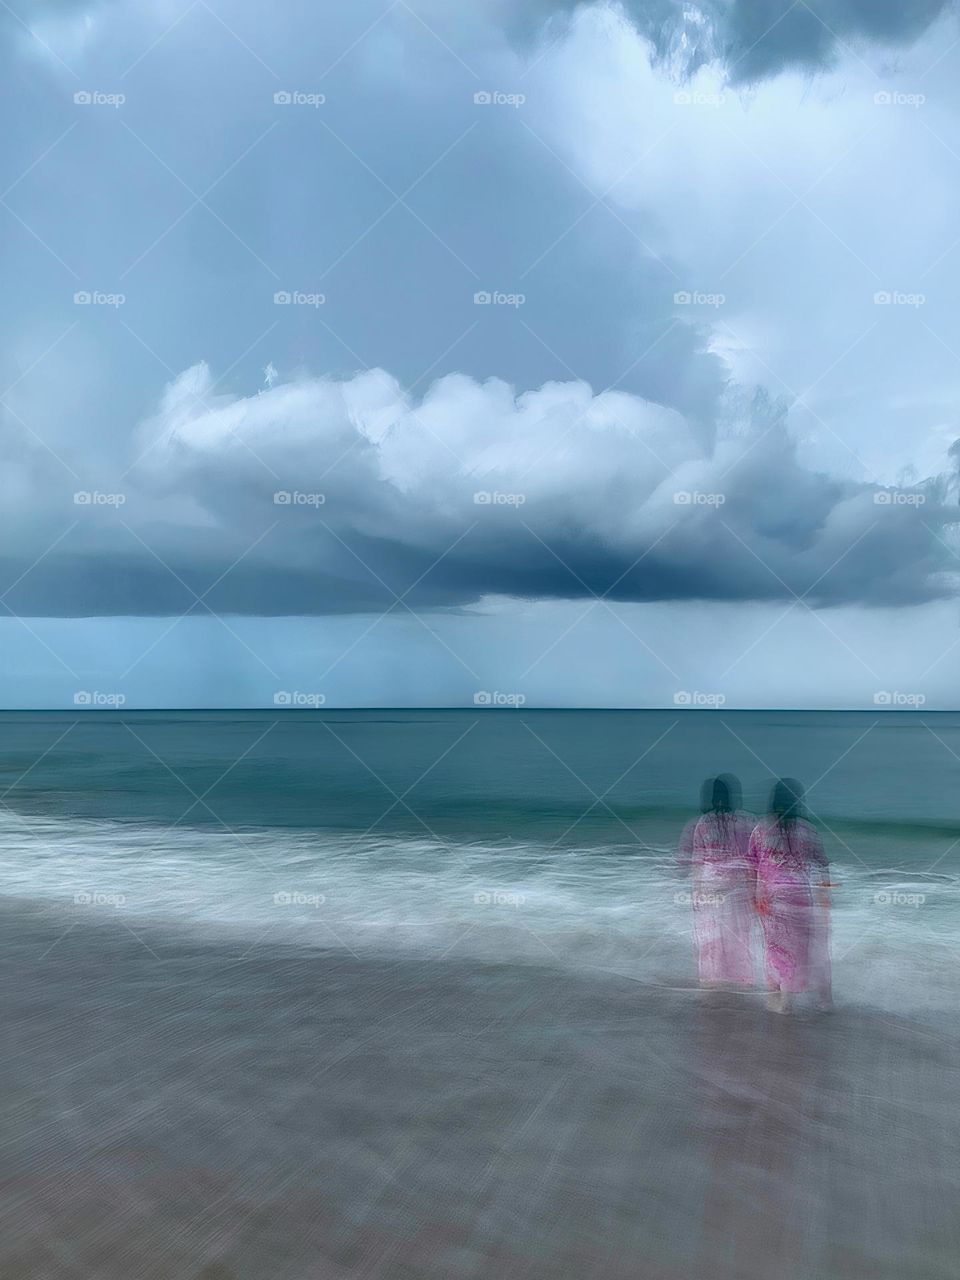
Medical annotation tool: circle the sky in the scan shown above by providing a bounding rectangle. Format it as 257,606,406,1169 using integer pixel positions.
2,0,960,708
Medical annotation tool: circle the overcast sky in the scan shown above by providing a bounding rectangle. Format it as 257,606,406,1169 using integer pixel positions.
2,0,960,707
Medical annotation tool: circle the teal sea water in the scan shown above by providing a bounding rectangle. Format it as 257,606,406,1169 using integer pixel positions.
1,708,958,1013
3,707,958,834
3,709,960,1278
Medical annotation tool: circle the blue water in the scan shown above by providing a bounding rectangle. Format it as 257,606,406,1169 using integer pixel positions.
1,709,958,1015
1,708,958,837
3,710,959,1278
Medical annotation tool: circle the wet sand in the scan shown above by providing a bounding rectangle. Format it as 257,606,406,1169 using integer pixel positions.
1,899,958,1279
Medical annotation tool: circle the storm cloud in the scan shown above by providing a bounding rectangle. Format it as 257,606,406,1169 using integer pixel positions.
518,0,957,83
4,0,960,706
3,363,954,616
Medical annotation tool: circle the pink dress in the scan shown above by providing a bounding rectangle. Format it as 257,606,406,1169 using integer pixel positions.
748,818,830,994
677,816,700,871
690,812,756,986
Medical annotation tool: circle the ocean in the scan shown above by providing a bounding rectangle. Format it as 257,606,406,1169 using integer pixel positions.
2,709,959,1277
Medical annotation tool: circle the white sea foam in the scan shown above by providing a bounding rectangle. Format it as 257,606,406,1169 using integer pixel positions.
1,809,958,1017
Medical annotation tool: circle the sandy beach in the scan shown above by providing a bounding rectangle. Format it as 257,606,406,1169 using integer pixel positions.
2,898,958,1279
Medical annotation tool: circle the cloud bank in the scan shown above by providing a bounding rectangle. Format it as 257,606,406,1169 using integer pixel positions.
3,364,954,617
519,0,956,83
4,0,959,633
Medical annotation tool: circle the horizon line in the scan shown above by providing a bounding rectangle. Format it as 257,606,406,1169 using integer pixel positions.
0,706,955,715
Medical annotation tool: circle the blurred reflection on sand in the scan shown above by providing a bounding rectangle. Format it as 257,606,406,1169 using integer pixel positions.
1,902,958,1279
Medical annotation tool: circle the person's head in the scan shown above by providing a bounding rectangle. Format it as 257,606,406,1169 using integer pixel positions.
698,776,717,812
708,775,732,813
714,773,741,813
769,777,805,824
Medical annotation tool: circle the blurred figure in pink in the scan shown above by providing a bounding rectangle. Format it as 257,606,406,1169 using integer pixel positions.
749,778,832,1013
689,774,756,988
677,775,716,871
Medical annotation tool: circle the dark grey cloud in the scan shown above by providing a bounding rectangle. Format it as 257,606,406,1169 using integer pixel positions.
717,0,953,82
3,0,959,627
2,365,955,616
516,0,955,83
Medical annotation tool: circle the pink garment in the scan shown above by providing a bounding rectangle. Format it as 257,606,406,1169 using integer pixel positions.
689,812,756,986
677,816,700,871
749,818,830,994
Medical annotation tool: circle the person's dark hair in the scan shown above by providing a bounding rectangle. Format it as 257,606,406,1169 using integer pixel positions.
705,773,741,842
769,777,805,823
714,773,742,813
710,776,732,813
698,776,716,813
769,777,805,855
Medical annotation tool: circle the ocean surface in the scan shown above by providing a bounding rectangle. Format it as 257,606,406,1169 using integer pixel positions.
0,708,958,1012
2,709,959,1277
